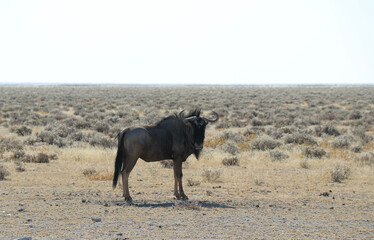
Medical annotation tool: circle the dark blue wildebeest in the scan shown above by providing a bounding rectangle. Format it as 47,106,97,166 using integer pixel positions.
112,109,219,202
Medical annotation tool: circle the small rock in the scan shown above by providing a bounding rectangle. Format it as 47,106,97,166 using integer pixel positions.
319,192,330,197
147,221,154,226
18,208,25,212
330,207,334,209
82,199,86,203
91,217,102,222
255,204,259,208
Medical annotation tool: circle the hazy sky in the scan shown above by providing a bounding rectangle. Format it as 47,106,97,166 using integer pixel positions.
0,1,373,85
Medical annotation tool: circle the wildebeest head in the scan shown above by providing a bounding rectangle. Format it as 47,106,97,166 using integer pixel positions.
180,109,219,158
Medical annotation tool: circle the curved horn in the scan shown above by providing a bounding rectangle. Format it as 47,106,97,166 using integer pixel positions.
185,116,197,121
203,111,219,123
178,110,185,118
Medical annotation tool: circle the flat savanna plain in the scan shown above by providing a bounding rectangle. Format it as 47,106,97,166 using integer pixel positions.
1,86,374,239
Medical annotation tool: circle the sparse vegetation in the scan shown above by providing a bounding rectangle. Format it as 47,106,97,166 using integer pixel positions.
0,163,10,180
202,169,221,183
160,160,173,168
330,164,351,183
303,146,326,159
1,85,374,239
269,149,289,161
222,156,240,166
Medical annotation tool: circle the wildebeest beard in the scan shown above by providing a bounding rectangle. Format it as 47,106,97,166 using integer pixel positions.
194,149,202,159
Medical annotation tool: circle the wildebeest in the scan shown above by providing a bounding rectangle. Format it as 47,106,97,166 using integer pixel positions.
112,109,218,201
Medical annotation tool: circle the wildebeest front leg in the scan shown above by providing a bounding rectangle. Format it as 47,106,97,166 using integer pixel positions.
173,159,188,200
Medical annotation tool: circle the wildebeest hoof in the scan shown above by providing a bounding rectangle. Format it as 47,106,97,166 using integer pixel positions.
124,196,133,203
181,194,189,201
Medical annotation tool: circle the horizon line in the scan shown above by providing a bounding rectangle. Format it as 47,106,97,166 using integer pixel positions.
0,82,374,87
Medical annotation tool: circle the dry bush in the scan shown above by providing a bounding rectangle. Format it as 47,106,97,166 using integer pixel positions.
222,156,239,166
202,169,221,183
300,160,310,169
250,135,282,151
83,168,97,176
254,177,264,186
10,125,32,136
330,164,351,183
330,135,356,148
269,149,289,161
283,132,316,145
0,163,10,180
187,178,201,186
14,160,26,172
85,170,113,181
0,138,23,152
222,141,240,155
204,137,225,148
160,160,173,168
356,152,374,166
303,147,326,159
315,123,340,137
12,150,26,160
350,145,362,153
20,154,36,163
35,153,50,163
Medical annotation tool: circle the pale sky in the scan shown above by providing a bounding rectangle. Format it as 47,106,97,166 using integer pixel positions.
0,1,373,85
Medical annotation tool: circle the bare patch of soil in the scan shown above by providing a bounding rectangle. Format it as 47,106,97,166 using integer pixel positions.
1,152,374,239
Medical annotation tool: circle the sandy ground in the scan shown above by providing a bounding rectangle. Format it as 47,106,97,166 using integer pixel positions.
1,148,374,239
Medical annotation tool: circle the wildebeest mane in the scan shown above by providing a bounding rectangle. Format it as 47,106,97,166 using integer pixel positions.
155,108,201,126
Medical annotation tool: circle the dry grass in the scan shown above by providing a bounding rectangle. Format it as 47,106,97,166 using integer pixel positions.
86,170,114,181
1,86,374,239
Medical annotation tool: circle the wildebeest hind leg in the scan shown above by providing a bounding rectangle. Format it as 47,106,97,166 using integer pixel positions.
121,156,138,202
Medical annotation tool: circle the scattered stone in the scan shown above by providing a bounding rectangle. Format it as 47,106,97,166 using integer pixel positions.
82,199,86,203
255,204,260,208
319,192,330,197
147,221,154,226
330,207,334,209
18,208,25,212
91,217,102,222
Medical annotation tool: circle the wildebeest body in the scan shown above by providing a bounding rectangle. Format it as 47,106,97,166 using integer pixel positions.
113,109,218,201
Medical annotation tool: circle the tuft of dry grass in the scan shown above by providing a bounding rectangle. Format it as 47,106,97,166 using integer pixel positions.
330,164,351,183
222,156,239,166
0,163,10,180
187,178,201,186
201,169,221,183
300,160,310,169
204,137,225,148
160,160,173,168
254,177,264,186
83,168,97,176
86,170,113,181
14,160,26,172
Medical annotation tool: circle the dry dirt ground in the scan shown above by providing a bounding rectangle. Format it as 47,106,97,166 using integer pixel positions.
1,146,374,240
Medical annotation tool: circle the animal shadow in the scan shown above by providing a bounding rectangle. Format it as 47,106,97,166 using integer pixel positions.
110,200,235,209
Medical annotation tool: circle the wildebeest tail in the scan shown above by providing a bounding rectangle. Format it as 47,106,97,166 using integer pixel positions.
113,129,127,189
